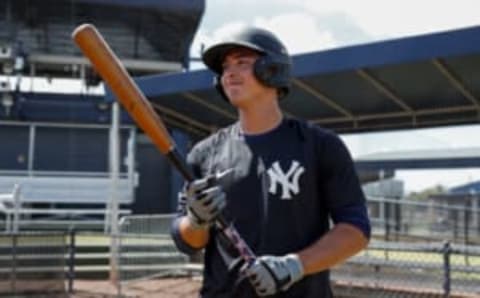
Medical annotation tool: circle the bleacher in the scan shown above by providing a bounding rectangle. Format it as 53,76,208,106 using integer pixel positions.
0,173,134,232
0,0,191,80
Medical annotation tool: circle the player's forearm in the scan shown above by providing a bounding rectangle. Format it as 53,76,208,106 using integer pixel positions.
178,216,210,249
297,223,369,275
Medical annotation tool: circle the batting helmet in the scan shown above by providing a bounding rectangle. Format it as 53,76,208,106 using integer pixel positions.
202,27,292,100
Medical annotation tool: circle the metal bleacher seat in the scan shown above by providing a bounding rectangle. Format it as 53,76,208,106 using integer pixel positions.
44,23,77,55
0,174,134,232
0,175,133,205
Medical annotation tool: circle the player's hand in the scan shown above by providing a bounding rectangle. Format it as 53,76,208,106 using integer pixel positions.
183,172,228,229
245,254,304,296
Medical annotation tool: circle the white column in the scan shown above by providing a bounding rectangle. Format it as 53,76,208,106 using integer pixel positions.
27,124,35,176
12,184,20,233
108,102,120,283
126,128,136,201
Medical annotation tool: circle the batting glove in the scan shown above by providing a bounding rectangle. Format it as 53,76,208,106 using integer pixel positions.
245,254,304,296
183,173,227,229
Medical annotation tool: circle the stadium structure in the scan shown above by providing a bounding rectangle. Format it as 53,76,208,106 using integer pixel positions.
0,0,204,229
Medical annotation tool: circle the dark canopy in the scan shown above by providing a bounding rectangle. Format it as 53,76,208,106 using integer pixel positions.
133,26,480,138
355,148,480,171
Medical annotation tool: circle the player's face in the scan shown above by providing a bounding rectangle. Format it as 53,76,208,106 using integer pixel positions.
220,48,273,108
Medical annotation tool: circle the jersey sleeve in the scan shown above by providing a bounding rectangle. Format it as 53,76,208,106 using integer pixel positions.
317,130,371,239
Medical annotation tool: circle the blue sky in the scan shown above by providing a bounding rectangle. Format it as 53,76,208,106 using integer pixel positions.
191,0,480,192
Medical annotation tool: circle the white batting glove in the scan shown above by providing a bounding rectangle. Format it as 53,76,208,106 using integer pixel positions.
182,172,228,229
245,254,304,296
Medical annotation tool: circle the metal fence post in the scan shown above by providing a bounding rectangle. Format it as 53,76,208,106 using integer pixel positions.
11,233,17,294
443,241,451,298
384,201,390,260
464,204,470,266
453,210,458,241
67,228,76,294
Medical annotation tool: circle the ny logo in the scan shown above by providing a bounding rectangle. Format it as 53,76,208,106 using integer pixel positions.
267,160,305,199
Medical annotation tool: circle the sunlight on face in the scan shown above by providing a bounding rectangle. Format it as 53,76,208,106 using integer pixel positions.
220,48,275,107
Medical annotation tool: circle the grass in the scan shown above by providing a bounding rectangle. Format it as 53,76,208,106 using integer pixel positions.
74,233,173,246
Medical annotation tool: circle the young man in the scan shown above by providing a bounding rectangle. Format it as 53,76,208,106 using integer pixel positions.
171,27,370,297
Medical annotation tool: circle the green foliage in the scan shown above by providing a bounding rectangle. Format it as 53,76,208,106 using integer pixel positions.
407,184,446,201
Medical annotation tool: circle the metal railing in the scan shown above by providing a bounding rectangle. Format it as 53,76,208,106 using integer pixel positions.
0,183,132,233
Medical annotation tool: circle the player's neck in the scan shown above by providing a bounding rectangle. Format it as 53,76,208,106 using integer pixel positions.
238,101,283,135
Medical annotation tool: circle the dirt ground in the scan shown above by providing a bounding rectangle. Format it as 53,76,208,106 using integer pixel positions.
73,277,202,298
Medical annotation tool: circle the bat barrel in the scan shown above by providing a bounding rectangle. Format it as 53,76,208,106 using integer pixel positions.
72,24,174,155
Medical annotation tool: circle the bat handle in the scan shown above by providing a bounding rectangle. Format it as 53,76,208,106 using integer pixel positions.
166,149,257,264
166,148,256,264
166,150,195,182
215,214,256,265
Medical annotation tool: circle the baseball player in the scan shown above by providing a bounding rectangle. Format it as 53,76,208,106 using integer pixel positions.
171,27,370,297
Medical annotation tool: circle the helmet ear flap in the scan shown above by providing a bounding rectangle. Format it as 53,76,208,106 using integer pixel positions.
254,55,291,98
254,55,277,85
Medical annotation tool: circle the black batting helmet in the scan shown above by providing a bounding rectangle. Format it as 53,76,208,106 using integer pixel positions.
202,27,292,100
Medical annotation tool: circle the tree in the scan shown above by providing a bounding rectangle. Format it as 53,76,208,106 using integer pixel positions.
407,184,446,201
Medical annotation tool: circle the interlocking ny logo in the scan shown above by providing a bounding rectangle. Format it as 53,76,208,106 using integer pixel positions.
267,161,305,199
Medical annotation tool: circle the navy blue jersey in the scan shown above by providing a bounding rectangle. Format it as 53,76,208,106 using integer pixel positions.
171,118,370,298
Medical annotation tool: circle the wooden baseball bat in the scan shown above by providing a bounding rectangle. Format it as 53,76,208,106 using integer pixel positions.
72,24,255,265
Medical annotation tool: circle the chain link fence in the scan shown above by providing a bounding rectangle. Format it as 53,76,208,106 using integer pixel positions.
1,214,479,297
331,240,480,297
116,214,202,296
0,231,68,297
367,196,480,244
115,214,480,297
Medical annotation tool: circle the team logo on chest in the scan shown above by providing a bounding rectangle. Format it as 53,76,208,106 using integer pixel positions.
267,160,305,199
